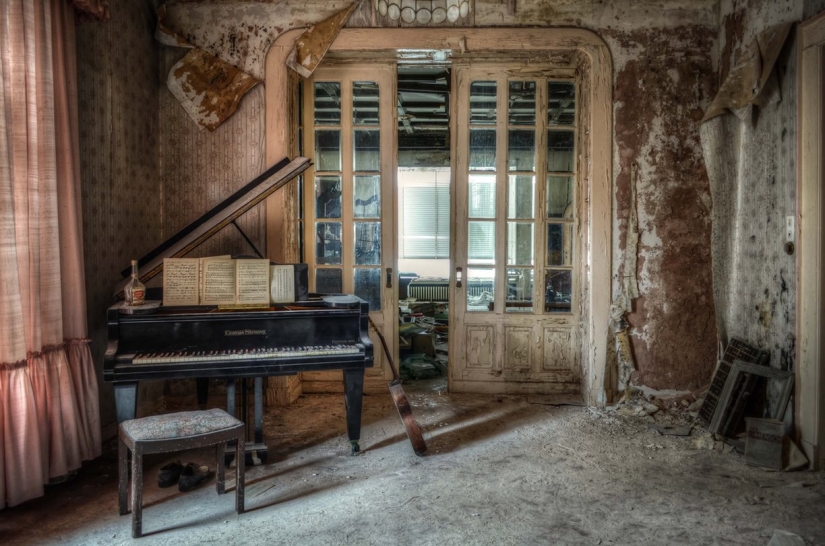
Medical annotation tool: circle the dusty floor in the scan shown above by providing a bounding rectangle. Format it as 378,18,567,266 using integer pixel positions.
1,379,824,545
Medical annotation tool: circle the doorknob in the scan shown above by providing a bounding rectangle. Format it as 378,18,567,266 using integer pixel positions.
386,267,393,288
456,267,462,288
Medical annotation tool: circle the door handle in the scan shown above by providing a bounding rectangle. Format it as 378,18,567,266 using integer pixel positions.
386,267,393,288
456,267,462,288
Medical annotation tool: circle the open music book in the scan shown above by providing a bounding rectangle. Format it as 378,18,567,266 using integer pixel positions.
162,257,305,308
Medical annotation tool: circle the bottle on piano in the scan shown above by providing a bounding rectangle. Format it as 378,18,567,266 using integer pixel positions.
125,259,146,306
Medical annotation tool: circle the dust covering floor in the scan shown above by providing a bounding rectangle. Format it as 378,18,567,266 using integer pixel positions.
2,379,824,545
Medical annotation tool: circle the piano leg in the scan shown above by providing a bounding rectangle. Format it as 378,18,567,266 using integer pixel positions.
196,378,209,406
114,382,138,423
343,368,365,454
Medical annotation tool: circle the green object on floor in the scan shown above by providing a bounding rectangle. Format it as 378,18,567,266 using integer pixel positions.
400,354,442,379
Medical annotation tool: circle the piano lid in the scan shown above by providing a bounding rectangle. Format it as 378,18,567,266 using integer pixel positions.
113,156,312,297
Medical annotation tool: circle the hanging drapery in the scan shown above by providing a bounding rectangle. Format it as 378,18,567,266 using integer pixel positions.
0,0,101,508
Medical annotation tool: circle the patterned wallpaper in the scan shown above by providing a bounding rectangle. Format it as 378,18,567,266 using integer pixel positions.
158,49,266,261
76,0,160,427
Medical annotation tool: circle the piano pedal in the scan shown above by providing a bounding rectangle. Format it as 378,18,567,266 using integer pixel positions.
224,443,268,467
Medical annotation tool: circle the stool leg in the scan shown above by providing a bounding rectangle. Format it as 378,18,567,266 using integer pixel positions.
118,437,128,515
131,447,144,538
236,433,245,514
216,442,225,494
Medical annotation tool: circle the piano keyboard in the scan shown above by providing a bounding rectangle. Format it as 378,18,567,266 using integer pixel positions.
133,344,361,364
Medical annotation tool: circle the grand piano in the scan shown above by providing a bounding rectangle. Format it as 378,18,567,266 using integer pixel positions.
104,157,374,458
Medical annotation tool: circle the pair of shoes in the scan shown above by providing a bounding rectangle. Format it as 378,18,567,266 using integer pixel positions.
178,463,211,492
158,461,183,488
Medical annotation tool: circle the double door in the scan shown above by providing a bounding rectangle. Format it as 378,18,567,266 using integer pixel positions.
302,62,582,395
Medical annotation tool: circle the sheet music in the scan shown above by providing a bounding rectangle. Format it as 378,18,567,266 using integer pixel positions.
236,259,270,305
270,265,296,303
162,258,200,306
201,258,236,305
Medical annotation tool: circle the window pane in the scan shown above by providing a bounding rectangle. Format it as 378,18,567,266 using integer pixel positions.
468,221,495,264
314,82,341,125
507,222,534,265
468,174,495,218
354,268,381,311
315,222,342,265
546,223,573,266
545,269,572,312
470,129,496,171
353,81,379,125
315,175,341,219
508,130,535,172
547,176,574,219
508,175,534,219
354,130,380,172
507,268,533,313
316,268,342,294
467,268,494,311
354,175,380,218
509,81,536,125
470,81,496,125
315,130,341,172
547,130,574,172
354,222,381,265
548,81,575,126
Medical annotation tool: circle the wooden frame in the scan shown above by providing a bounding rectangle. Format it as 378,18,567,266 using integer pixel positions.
797,12,825,469
265,28,612,406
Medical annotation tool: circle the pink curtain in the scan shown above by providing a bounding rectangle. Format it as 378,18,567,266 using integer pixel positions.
0,0,101,508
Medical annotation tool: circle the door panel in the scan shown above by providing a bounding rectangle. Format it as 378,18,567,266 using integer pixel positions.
303,65,396,393
450,64,581,394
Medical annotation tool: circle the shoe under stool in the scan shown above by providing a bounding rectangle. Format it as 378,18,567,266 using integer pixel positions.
118,408,246,538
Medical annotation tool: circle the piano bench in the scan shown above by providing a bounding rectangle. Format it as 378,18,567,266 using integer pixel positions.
117,408,246,538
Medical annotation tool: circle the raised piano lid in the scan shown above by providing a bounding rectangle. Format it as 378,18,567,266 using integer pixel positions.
113,156,312,297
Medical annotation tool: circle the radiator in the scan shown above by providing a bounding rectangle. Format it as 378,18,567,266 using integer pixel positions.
407,278,493,301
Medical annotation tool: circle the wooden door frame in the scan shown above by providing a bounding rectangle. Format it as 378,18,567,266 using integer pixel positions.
265,27,613,407
797,12,825,470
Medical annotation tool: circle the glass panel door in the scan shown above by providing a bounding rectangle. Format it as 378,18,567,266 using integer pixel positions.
304,65,396,391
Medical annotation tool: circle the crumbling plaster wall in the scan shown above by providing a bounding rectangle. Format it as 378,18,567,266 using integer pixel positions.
76,0,162,428
713,0,824,392
473,0,720,393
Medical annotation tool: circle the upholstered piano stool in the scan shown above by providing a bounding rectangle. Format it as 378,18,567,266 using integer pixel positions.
118,408,246,538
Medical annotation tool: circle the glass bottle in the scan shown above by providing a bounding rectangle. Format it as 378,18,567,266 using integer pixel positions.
125,260,146,306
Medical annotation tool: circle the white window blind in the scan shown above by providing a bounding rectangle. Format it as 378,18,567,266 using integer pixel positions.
402,183,450,259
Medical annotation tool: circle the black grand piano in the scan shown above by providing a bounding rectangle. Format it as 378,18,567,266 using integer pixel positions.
104,157,374,458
